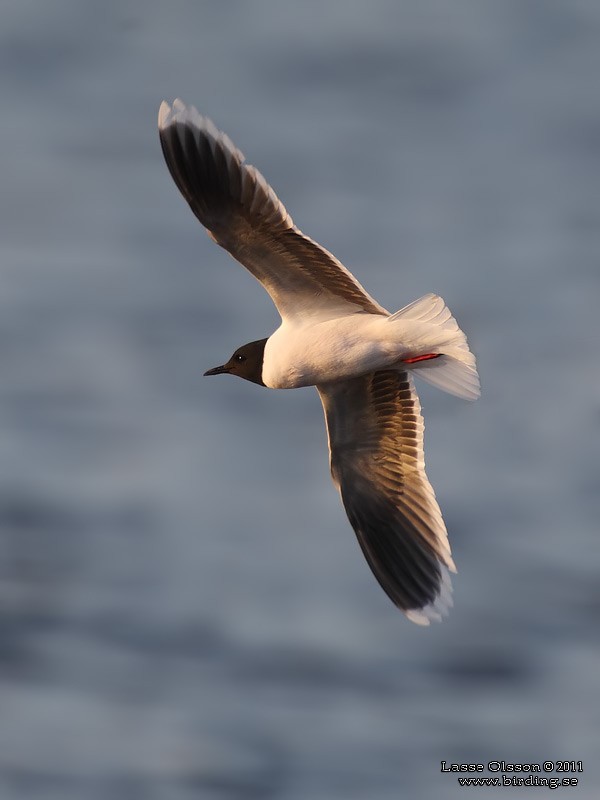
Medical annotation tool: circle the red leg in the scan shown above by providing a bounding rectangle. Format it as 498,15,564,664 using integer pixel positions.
402,353,441,364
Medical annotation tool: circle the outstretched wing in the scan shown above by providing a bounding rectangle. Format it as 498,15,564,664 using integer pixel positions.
158,100,387,321
317,370,456,624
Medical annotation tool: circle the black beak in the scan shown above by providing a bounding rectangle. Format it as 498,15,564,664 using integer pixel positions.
204,364,231,377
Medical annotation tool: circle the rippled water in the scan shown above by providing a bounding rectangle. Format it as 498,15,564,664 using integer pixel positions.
1,1,599,797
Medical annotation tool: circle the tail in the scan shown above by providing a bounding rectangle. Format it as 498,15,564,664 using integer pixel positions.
389,294,480,400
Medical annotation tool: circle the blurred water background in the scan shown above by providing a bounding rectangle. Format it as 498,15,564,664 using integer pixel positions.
1,1,599,798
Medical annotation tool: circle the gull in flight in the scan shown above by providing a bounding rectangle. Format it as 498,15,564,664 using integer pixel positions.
158,99,480,624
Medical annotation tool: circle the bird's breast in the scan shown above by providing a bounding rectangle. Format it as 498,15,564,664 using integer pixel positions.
262,315,396,389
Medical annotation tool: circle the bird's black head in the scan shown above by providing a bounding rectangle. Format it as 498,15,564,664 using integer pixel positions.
204,338,267,386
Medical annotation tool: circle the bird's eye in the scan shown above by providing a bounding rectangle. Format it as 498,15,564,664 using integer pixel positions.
235,354,246,363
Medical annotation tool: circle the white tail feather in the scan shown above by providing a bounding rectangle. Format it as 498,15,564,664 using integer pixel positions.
389,294,480,401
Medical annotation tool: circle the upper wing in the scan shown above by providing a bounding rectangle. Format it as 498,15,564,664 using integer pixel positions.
158,100,387,321
317,370,456,624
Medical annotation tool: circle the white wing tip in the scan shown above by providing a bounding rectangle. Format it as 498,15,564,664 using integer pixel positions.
158,98,190,129
404,563,454,626
158,98,210,133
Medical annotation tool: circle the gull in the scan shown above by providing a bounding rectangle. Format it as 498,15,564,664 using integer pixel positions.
158,99,480,625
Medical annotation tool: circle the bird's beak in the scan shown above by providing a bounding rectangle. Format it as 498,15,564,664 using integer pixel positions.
204,363,231,377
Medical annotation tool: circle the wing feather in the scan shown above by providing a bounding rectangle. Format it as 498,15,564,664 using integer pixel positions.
317,371,456,624
158,100,387,320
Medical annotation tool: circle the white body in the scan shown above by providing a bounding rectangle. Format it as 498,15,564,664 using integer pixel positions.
263,294,479,399
265,315,385,388
263,314,416,388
